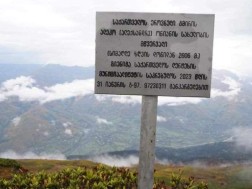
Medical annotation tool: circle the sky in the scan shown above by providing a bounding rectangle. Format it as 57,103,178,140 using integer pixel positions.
0,0,251,75
0,0,252,160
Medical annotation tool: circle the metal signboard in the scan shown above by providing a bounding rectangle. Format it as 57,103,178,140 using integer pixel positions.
95,12,214,97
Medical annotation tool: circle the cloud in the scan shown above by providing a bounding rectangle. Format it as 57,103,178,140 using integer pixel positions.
89,154,196,167
231,127,252,152
213,37,252,75
0,150,66,160
222,77,240,90
111,95,141,105
2,76,36,89
96,95,141,105
42,79,94,103
211,76,241,100
1,76,46,102
64,128,73,136
0,76,204,106
63,122,72,127
0,76,94,103
0,0,87,66
158,97,203,106
43,131,49,136
0,93,6,101
96,117,113,125
90,154,139,167
96,94,203,106
12,117,21,127
0,0,251,75
157,115,167,122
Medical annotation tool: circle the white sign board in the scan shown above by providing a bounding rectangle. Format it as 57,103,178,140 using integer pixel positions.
95,12,214,97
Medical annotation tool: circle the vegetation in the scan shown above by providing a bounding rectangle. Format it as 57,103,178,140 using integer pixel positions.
0,165,137,189
1,158,252,189
0,159,207,189
0,158,21,169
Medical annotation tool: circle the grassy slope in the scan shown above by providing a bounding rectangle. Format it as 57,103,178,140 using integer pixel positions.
154,163,252,189
1,159,252,189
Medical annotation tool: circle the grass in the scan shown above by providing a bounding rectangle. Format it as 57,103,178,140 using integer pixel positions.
16,159,98,173
1,158,252,189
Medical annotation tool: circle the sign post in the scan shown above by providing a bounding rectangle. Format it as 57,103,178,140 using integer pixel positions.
95,12,214,189
138,95,158,189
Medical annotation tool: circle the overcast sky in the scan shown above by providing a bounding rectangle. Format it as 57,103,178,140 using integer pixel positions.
0,0,252,75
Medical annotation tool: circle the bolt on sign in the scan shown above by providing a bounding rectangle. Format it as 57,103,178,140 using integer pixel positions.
95,12,214,97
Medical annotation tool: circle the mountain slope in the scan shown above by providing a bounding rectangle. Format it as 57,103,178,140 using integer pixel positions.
0,64,252,161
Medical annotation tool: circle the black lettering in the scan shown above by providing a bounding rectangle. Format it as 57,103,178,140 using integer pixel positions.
151,20,176,26
100,29,116,35
111,61,131,68
179,20,197,27
99,71,142,78
172,63,196,69
134,51,150,57
146,72,176,79
140,41,168,47
170,84,208,90
181,31,209,38
112,19,147,26
155,31,178,37
195,74,208,80
144,83,166,89
119,30,152,36
178,53,191,59
105,81,126,88
134,62,169,69
153,51,175,58
107,51,131,57
180,74,192,80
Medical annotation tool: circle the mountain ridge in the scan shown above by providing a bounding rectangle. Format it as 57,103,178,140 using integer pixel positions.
0,64,252,162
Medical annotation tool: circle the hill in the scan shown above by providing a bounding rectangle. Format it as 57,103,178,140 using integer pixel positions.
0,64,252,163
69,141,252,165
1,158,252,189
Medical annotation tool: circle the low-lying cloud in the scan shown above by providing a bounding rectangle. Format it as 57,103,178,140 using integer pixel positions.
0,73,242,105
90,154,139,167
232,127,252,152
96,94,203,106
89,155,229,168
157,115,167,122
64,128,73,136
12,116,21,126
0,76,94,103
96,117,113,125
0,150,66,160
212,76,241,100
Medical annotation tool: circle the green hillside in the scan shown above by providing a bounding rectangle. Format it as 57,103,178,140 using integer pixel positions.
1,65,252,162
1,158,252,189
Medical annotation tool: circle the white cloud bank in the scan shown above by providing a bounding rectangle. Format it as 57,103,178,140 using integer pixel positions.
0,0,252,75
0,72,242,105
12,116,21,126
212,76,241,100
0,76,94,103
96,117,113,125
232,127,252,152
96,94,203,106
90,154,138,167
0,150,66,160
64,128,73,136
96,75,242,106
157,115,167,122
90,154,186,167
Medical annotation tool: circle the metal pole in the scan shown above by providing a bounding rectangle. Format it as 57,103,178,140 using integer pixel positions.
138,95,158,189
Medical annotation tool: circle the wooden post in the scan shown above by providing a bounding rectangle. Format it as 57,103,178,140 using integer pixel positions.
138,95,158,189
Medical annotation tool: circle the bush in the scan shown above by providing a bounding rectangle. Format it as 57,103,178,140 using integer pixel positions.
0,158,21,170
0,164,208,189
